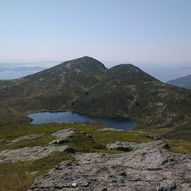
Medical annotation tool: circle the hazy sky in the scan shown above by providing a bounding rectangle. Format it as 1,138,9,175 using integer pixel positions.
0,0,191,66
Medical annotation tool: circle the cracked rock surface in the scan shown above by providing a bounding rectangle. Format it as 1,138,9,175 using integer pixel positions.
0,145,75,163
29,140,191,191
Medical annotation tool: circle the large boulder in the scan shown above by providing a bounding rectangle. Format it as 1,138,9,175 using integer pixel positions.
28,140,191,191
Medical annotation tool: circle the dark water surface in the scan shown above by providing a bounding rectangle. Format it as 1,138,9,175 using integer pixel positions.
28,112,136,130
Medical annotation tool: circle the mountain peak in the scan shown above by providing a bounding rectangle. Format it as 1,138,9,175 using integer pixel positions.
59,56,105,67
107,63,157,82
110,63,142,73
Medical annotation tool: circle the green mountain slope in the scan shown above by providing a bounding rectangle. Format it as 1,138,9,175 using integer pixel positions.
168,74,191,89
0,56,191,130
0,56,106,113
72,64,191,128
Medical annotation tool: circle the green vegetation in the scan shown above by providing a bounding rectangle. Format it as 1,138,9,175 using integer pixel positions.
0,122,151,151
0,56,190,132
0,122,153,191
167,140,191,153
0,121,191,191
0,56,191,190
0,152,72,191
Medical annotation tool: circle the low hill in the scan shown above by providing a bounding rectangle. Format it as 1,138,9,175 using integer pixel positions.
168,74,191,89
72,63,191,128
0,56,106,113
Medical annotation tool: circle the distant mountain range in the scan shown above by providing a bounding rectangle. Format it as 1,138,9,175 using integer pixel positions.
0,66,45,80
168,74,191,90
0,56,190,131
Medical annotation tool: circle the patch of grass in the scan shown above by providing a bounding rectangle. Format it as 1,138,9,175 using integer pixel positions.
68,131,104,152
93,130,151,146
0,122,104,151
0,123,72,141
0,152,72,191
0,120,191,191
167,139,191,153
5,135,54,150
0,122,153,152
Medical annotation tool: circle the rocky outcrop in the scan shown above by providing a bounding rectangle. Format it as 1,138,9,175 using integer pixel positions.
49,128,78,145
11,134,42,143
106,142,136,151
0,145,75,163
52,128,78,139
29,140,191,191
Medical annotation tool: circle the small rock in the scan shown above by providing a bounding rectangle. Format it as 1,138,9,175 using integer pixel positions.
106,142,135,151
157,181,177,191
30,171,38,176
52,128,78,140
63,146,75,153
72,182,77,187
48,139,67,145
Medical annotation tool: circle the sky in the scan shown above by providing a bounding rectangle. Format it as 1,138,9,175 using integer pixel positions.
0,0,191,67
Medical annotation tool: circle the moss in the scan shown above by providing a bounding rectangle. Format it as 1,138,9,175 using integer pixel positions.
167,139,191,153
0,152,72,191
67,131,104,152
93,130,151,146
0,121,190,191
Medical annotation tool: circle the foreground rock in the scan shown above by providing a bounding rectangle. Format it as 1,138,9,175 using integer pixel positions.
29,140,191,191
0,145,75,163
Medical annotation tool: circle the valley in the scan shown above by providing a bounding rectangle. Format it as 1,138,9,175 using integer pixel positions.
0,56,191,191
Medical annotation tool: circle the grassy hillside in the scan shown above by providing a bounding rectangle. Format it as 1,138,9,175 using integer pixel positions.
0,57,106,118
0,56,190,131
73,64,191,128
0,57,191,191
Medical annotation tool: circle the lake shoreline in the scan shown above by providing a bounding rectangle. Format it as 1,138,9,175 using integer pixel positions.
28,111,137,131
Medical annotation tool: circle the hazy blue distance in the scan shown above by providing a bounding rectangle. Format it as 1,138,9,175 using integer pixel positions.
0,0,191,68
1,62,191,82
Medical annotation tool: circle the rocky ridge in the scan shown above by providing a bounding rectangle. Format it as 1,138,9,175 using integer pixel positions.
29,140,191,191
0,56,191,130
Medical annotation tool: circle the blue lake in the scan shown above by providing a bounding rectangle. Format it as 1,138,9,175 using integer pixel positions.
28,112,136,130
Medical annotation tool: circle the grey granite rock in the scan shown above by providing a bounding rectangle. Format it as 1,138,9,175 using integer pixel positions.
49,128,78,145
0,145,75,163
28,140,191,191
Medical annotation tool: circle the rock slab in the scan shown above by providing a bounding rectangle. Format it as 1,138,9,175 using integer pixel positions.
0,145,75,163
29,141,191,191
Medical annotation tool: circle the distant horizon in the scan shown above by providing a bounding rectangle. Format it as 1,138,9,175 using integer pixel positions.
0,58,190,68
1,56,191,82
